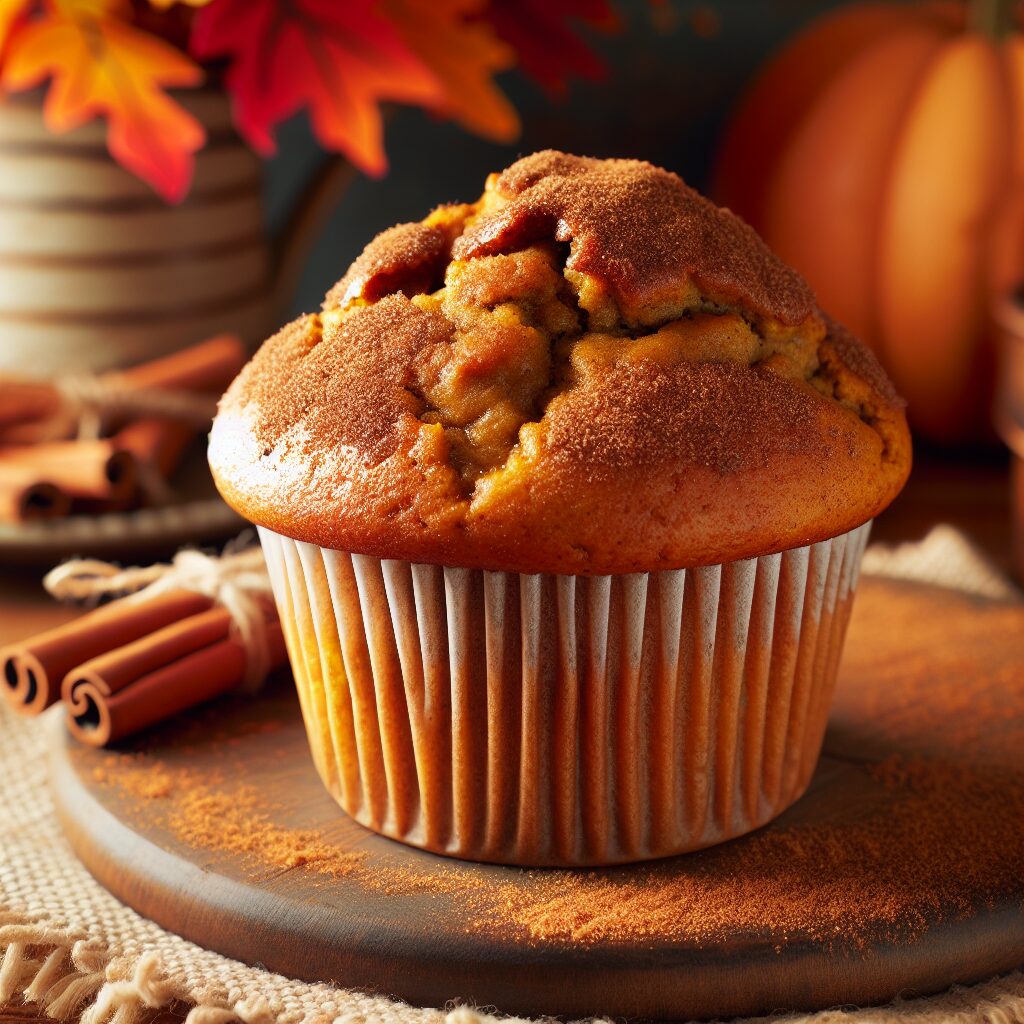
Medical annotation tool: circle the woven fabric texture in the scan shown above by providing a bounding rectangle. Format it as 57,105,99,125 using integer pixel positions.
1,526,1022,1024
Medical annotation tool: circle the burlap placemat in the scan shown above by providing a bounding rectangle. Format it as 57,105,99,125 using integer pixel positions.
2,526,1023,1024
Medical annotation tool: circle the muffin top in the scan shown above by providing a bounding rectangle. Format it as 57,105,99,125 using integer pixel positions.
210,151,911,574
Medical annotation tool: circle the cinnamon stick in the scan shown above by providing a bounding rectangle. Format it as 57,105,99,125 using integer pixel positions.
114,418,196,504
0,460,71,523
0,333,246,441
62,610,286,746
0,440,136,504
113,334,246,395
0,589,212,715
108,337,249,498
0,378,63,431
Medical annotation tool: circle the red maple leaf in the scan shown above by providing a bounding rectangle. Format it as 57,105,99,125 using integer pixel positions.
190,0,444,176
484,0,618,97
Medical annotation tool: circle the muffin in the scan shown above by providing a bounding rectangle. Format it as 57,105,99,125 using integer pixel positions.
209,151,911,866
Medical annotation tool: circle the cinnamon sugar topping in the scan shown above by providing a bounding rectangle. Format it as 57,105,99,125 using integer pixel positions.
326,223,448,308
245,298,452,466
326,203,474,310
456,150,818,329
546,358,817,479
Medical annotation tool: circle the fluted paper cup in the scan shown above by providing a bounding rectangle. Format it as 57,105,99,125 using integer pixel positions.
257,522,871,866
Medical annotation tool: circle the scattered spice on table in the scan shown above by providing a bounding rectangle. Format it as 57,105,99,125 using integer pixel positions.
92,752,365,878
87,746,1024,953
171,786,367,877
78,581,1024,952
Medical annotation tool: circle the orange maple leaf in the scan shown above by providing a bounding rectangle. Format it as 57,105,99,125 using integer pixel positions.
1,0,205,202
385,0,519,144
191,0,444,177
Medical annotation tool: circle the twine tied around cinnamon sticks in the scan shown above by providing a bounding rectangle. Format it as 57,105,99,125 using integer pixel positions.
46,545,276,689
48,373,220,443
0,335,246,522
1,544,286,747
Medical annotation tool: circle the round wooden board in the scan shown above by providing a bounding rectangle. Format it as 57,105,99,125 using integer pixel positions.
50,577,1024,1021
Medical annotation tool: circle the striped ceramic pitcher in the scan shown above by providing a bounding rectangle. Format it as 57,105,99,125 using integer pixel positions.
0,88,349,374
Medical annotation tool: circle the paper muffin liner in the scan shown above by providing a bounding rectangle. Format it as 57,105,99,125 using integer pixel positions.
257,522,871,866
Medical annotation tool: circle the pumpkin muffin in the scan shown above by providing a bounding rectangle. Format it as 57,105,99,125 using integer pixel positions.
210,151,911,866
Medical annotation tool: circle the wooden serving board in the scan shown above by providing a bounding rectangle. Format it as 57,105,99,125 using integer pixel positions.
50,577,1024,1021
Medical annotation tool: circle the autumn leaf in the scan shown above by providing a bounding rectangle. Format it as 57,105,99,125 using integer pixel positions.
191,0,444,176
485,0,618,97
385,0,519,144
1,0,205,202
0,0,33,57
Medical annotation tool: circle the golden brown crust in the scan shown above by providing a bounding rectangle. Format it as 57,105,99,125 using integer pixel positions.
210,152,911,573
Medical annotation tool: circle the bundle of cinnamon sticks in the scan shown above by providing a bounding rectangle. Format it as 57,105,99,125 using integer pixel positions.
0,335,246,523
1,547,286,746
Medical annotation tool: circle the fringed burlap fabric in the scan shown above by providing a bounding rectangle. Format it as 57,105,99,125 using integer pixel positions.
2,526,1022,1024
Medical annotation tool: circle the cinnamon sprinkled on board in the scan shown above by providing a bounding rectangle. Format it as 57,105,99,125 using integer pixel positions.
93,761,173,799
465,754,1021,948
92,753,366,878
170,787,365,876
90,747,1024,951
83,585,1024,952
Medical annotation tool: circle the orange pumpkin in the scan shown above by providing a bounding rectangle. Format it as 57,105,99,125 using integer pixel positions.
715,0,1024,442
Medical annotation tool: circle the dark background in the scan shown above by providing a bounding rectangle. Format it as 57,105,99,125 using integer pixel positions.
265,0,844,316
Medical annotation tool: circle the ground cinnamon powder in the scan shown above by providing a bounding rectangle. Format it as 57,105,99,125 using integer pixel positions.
90,747,1024,952
93,754,366,878
469,755,1023,949
170,787,366,877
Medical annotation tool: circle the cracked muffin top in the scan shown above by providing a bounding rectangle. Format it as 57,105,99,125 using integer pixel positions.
209,151,911,574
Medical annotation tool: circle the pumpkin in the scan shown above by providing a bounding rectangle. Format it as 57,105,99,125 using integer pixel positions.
715,0,1024,442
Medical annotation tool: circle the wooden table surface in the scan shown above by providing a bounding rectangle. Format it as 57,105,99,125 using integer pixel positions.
0,452,1017,1024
